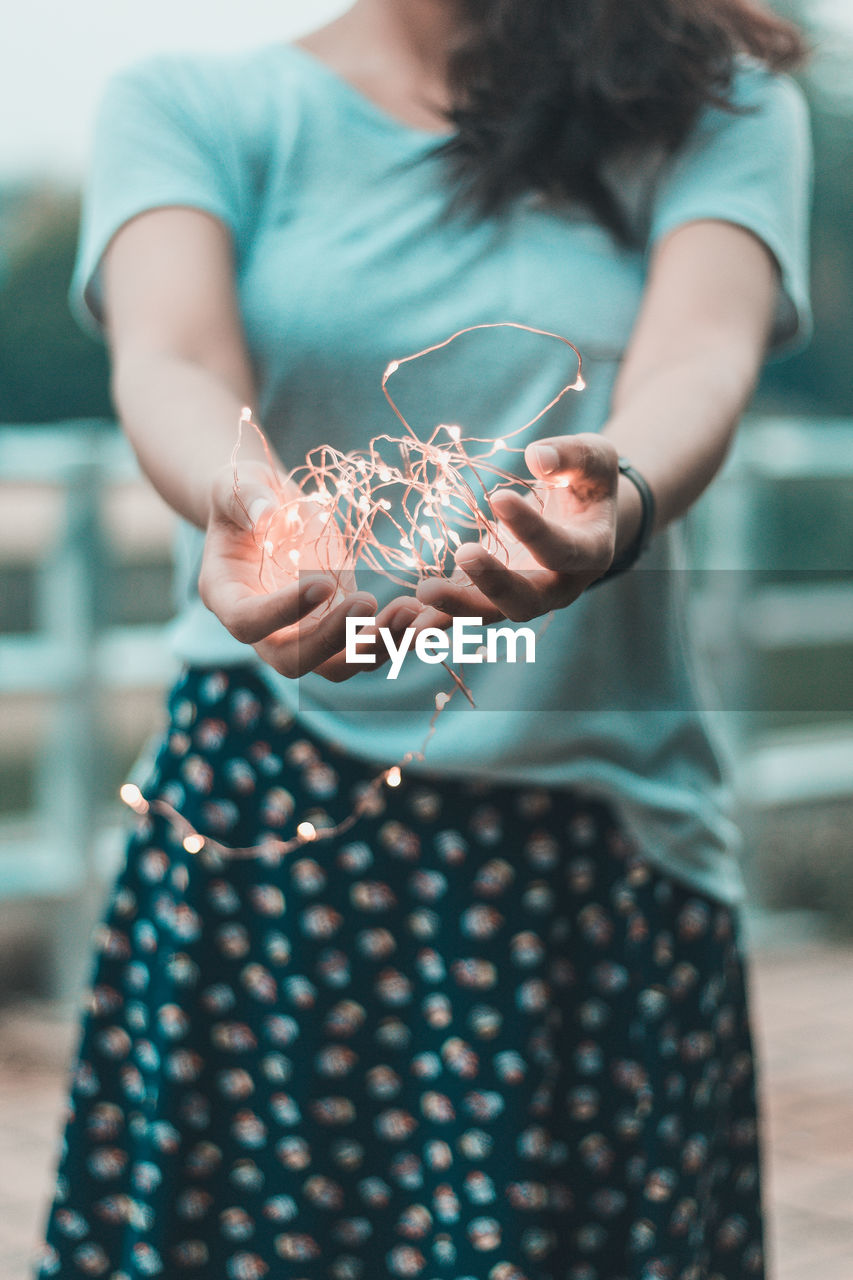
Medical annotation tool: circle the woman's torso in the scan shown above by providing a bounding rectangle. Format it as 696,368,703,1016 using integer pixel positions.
76,41,812,903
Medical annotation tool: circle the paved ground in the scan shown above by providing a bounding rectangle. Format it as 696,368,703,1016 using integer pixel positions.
1,930,851,1280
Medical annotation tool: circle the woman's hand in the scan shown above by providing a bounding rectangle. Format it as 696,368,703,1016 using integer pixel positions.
416,433,623,623
199,461,439,681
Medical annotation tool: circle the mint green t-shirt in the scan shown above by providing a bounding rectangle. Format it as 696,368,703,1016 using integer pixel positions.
71,43,812,905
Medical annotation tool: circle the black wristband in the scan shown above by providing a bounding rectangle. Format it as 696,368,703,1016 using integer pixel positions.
587,457,656,587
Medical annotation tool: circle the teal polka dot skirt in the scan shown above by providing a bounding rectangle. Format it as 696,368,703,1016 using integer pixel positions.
34,666,765,1280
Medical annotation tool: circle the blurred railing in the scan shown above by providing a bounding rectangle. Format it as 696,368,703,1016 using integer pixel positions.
0,423,176,997
1,419,852,995
688,418,853,806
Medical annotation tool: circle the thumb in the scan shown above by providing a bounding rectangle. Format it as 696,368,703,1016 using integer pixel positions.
525,434,619,497
209,464,280,532
245,491,280,528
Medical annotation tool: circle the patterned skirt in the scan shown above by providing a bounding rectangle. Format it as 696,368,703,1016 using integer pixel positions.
35,665,765,1280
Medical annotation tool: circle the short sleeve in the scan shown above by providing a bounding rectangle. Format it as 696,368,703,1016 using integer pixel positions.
648,64,813,357
70,55,242,339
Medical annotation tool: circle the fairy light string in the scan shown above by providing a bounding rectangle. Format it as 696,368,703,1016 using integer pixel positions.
120,322,585,861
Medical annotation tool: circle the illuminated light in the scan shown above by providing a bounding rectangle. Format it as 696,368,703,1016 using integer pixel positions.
220,322,585,860
183,833,205,854
386,766,402,788
119,782,149,814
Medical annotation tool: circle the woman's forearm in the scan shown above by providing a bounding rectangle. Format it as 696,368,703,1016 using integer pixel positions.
600,340,760,542
597,219,776,552
111,350,276,528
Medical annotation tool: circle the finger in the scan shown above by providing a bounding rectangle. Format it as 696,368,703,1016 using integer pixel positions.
255,593,377,678
488,488,614,575
411,604,454,634
416,571,505,624
315,596,425,682
209,461,281,533
525,432,619,502
318,601,458,683
452,548,555,622
202,573,337,645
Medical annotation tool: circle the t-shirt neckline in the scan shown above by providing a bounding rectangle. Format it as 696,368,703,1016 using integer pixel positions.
278,42,457,143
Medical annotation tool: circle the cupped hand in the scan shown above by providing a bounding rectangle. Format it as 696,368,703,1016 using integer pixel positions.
416,433,621,623
199,461,447,681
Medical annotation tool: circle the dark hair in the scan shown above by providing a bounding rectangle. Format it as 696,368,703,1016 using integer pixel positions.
438,0,808,241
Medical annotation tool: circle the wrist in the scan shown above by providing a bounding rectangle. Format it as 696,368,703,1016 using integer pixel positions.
588,458,657,588
613,470,644,560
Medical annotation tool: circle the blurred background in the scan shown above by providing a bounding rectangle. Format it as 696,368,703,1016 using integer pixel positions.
1,2,852,1277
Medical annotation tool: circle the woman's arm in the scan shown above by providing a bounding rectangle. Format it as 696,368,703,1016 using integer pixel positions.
417,218,779,621
102,206,429,677
104,206,268,528
601,217,778,530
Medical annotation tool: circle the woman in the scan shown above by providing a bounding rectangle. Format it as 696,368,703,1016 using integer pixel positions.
36,1,810,1277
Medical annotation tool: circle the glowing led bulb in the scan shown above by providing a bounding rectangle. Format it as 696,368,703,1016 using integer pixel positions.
119,782,149,815
297,821,317,842
386,766,402,788
384,360,400,378
183,833,205,854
